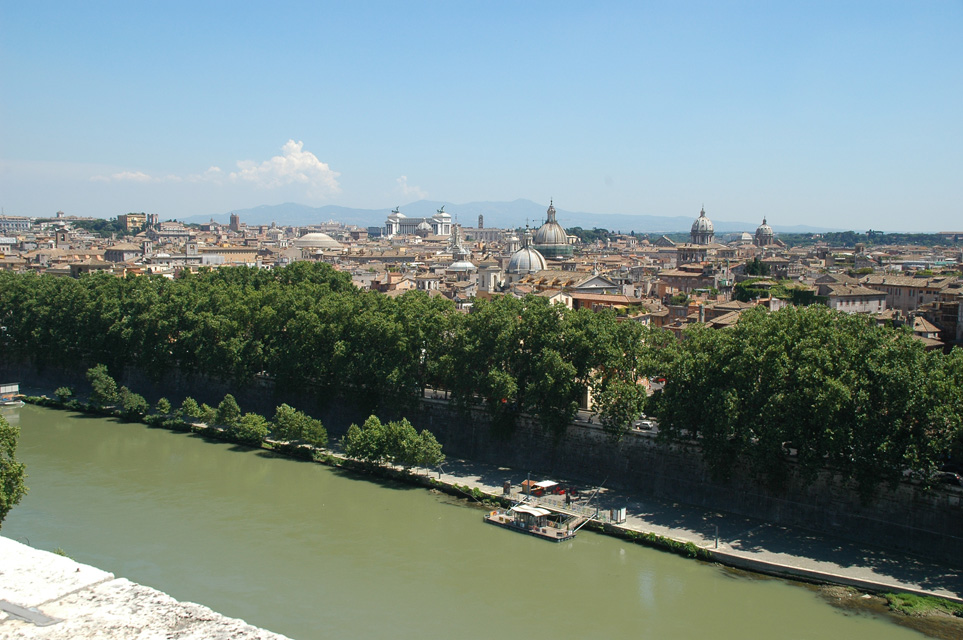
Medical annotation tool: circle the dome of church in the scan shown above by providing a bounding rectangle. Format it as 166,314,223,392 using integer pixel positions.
532,200,573,259
449,259,477,272
690,207,715,245
691,207,714,234
534,202,567,245
754,217,774,247
507,245,547,274
755,218,773,238
534,222,567,246
294,232,343,250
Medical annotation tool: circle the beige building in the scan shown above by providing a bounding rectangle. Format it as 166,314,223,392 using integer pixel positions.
822,284,887,314
861,275,956,313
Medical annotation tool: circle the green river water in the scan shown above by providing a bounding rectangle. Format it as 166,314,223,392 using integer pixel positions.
2,404,928,640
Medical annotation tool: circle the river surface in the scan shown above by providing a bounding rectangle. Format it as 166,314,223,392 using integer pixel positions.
2,405,927,640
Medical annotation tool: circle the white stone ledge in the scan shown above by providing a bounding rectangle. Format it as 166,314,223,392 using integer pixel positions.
0,537,291,640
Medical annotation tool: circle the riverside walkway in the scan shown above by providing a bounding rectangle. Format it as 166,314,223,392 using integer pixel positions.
429,457,963,603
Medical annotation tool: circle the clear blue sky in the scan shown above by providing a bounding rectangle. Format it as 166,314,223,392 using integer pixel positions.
1,1,960,231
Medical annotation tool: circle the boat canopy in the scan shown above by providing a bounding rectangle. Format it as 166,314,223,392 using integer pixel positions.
510,505,553,517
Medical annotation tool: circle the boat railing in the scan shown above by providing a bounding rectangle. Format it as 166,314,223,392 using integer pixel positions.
509,491,611,523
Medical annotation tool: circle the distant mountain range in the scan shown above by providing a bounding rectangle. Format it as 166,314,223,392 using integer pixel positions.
183,199,842,234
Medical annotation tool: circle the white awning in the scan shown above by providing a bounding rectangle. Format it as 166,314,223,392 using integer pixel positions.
533,480,558,489
511,505,553,517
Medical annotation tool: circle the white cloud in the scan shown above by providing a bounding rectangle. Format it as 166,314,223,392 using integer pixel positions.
229,140,340,196
87,141,340,199
396,175,427,200
187,166,225,184
90,170,187,184
91,170,156,183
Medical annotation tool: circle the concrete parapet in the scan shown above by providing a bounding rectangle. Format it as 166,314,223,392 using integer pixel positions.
0,537,290,640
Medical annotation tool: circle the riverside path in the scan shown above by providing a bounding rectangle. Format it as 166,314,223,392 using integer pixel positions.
425,456,962,603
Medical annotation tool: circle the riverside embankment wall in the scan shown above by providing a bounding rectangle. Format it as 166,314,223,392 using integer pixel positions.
412,399,963,567
5,361,961,566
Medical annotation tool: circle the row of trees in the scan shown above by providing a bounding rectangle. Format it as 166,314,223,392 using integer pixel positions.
651,306,963,493
0,264,668,438
2,264,962,490
73,365,444,469
777,231,962,249
733,278,820,305
342,415,445,471
70,365,329,448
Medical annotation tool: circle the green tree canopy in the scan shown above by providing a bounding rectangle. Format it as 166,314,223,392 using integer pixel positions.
342,414,444,471
651,306,963,493
0,415,27,528
744,257,771,276
384,418,420,468
215,394,242,427
416,429,445,469
342,415,388,464
86,364,118,407
231,413,270,446
3,262,962,480
118,386,149,420
271,404,327,448
180,397,201,419
155,397,172,415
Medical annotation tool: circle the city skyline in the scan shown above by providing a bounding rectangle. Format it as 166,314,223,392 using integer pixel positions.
1,2,961,232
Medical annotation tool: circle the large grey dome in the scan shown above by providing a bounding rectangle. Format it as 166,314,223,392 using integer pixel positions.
532,201,573,259
534,203,567,245
507,245,547,274
691,207,714,234
295,232,343,249
449,259,477,272
690,207,714,244
755,217,774,247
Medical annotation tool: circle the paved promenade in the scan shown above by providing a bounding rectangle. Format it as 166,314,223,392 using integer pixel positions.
430,457,963,603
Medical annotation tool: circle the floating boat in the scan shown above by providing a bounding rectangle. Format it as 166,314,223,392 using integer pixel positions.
484,504,579,542
0,382,23,408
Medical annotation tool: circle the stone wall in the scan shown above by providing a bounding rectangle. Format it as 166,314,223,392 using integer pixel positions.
411,399,963,566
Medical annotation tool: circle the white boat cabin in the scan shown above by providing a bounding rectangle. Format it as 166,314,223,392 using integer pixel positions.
0,382,19,402
510,504,553,529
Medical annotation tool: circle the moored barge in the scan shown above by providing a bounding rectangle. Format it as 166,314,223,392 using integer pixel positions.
484,504,578,542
